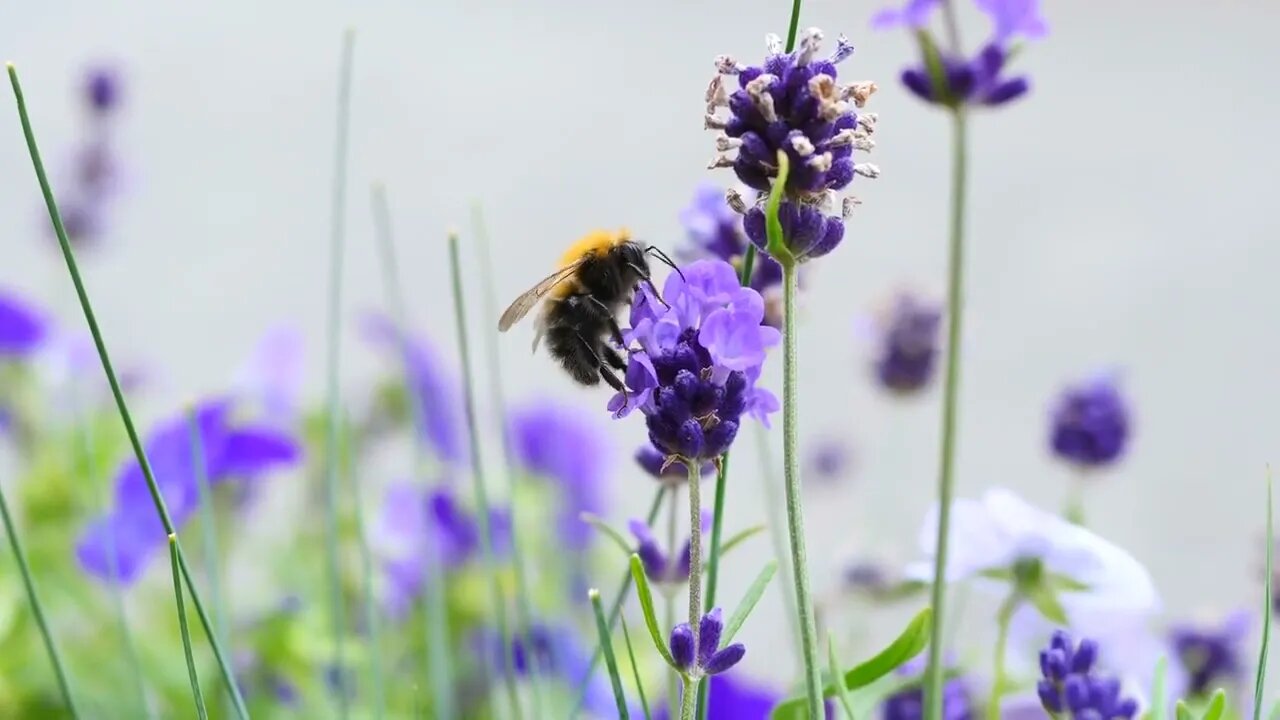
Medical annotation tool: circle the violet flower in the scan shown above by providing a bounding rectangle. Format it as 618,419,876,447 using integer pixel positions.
375,482,511,618
76,398,302,584
0,288,48,358
507,399,610,550
46,64,126,249
629,510,713,587
870,293,942,395
873,0,1046,109
906,488,1159,618
1169,610,1251,697
806,437,853,482
84,65,123,115
1037,630,1139,719
609,260,779,468
881,657,973,720
635,444,715,483
1049,373,1131,469
705,29,879,263
362,313,466,465
669,608,745,677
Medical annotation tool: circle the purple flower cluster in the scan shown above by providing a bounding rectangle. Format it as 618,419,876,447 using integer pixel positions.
0,288,48,358
630,510,711,587
880,658,973,720
610,260,779,467
669,608,745,677
376,482,511,618
705,29,879,263
873,293,943,395
508,399,610,550
872,0,1046,109
635,444,715,483
50,64,126,248
1049,373,1131,468
1037,631,1139,720
76,398,301,584
1169,610,1250,697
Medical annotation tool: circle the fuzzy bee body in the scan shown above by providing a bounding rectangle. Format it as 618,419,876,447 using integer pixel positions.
498,229,654,393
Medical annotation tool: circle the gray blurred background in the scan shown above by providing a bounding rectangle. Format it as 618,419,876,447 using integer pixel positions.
3,0,1278,689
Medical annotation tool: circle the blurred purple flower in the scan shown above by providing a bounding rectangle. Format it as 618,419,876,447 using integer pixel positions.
870,0,942,30
706,29,880,263
375,482,510,618
507,399,610,549
1050,372,1131,469
976,0,1049,41
76,398,302,584
362,313,465,465
234,324,305,425
807,437,853,482
609,260,779,467
871,293,942,395
84,65,123,115
629,510,712,586
1037,630,1139,719
635,444,715,483
881,657,973,720
0,288,48,357
679,183,786,324
1169,610,1251,697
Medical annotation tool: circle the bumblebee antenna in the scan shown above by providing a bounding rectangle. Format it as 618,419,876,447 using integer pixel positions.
625,261,670,309
645,245,686,282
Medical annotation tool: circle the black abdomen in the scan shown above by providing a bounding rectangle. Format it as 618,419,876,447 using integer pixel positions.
545,296,612,386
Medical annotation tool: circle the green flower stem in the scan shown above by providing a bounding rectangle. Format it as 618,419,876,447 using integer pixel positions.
666,487,681,720
783,0,804,52
321,30,356,719
7,61,251,720
686,463,704,660
369,184,454,718
590,589,632,720
447,231,523,720
755,426,802,666
188,410,227,650
694,458,729,719
0,472,81,718
924,108,970,720
780,260,824,720
680,676,701,720
169,535,209,720
77,419,148,718
345,417,386,719
986,594,1019,720
571,486,668,715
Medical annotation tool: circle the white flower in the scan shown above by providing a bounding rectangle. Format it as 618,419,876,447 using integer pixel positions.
906,487,1160,615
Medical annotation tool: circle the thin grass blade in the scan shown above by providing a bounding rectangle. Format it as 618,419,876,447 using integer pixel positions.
1254,467,1273,720
629,554,677,667
345,414,386,718
169,535,209,720
827,634,856,720
591,589,632,719
621,614,652,720
722,561,777,644
581,512,636,557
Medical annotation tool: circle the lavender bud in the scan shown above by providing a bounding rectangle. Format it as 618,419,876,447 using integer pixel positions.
669,623,695,671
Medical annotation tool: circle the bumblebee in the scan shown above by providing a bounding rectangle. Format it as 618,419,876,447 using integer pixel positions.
498,229,679,393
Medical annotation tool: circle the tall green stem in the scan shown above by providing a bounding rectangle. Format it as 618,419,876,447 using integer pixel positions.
665,487,680,720
694,460,729,718
321,30,356,718
686,464,704,654
924,109,969,720
0,474,80,717
680,677,701,720
781,262,823,719
7,61,250,720
986,595,1018,720
447,232,523,720
755,426,802,665
344,417,386,719
169,536,210,720
369,185,455,718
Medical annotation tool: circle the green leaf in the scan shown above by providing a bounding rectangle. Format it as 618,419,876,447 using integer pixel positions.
1175,700,1194,720
764,150,794,267
827,634,856,720
719,524,766,558
914,29,953,107
723,562,777,645
1255,468,1273,720
1047,572,1091,592
581,513,635,558
1150,656,1167,720
1026,583,1069,625
630,554,676,668
1268,698,1280,720
1202,689,1226,720
589,589,631,720
771,607,933,720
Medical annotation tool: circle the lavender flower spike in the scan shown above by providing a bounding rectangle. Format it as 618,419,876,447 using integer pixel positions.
870,292,943,395
705,29,880,262
1037,630,1139,719
667,609,745,677
1049,372,1131,469
609,260,779,467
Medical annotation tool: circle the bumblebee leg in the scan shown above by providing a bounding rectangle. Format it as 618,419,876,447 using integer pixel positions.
577,333,629,401
598,365,627,395
600,345,626,371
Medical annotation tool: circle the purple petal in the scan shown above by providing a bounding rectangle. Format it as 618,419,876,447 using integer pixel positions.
704,643,746,675
0,289,48,357
669,623,696,670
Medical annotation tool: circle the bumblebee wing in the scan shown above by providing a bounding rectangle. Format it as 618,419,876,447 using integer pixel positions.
497,261,583,332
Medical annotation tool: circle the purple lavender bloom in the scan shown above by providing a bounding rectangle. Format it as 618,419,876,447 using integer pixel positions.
668,608,745,676
881,658,973,720
362,313,466,465
680,183,786,314
807,437,853,482
76,398,301,584
629,510,712,586
0,288,48,357
609,260,780,467
1037,630,1139,719
872,294,942,395
705,30,879,263
635,444,715,483
1169,610,1251,697
1049,373,1131,468
84,65,123,114
375,482,511,618
507,400,609,550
